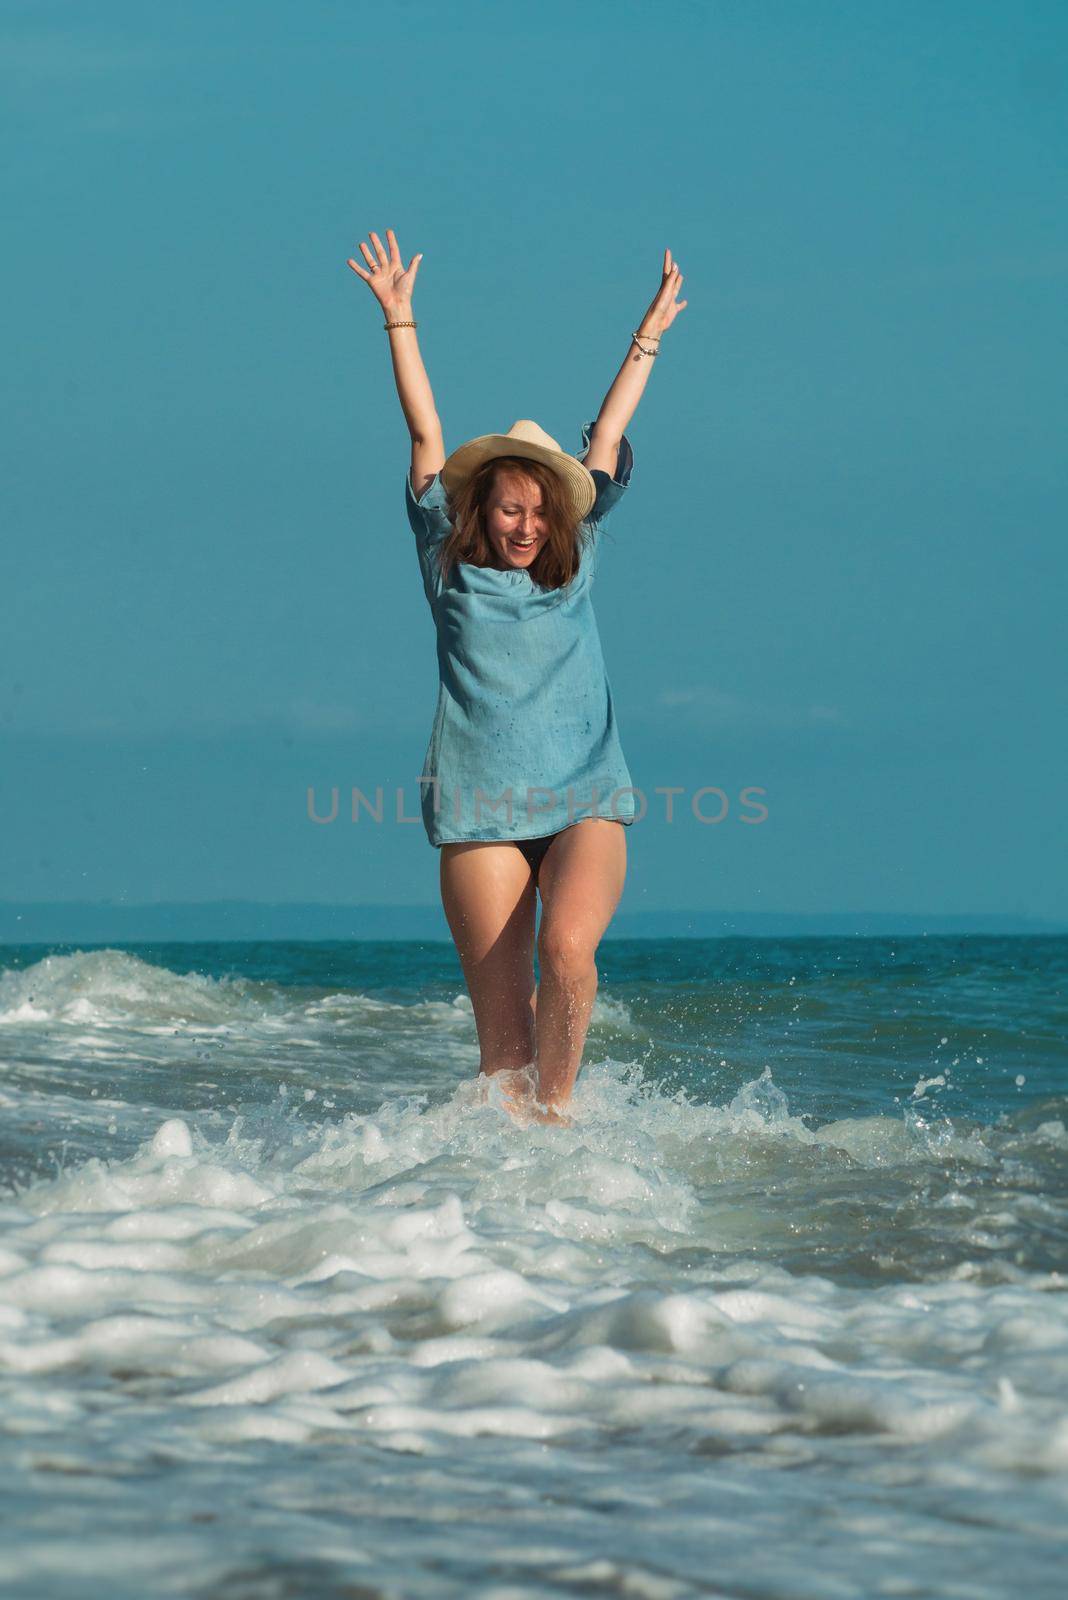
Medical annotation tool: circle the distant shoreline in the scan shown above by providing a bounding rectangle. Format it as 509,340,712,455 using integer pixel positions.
1,901,1064,944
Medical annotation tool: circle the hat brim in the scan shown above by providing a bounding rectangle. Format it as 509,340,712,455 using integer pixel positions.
441,434,597,522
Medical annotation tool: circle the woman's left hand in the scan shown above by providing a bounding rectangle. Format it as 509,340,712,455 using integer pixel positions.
639,248,688,338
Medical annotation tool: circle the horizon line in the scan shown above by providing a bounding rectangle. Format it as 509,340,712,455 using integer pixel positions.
1,898,1063,919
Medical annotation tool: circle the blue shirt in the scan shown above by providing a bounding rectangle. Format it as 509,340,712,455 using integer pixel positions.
405,421,637,846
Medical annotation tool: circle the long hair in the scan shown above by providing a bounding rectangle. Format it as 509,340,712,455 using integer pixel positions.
436,455,591,590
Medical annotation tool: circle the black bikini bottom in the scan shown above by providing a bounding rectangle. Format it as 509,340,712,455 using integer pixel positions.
514,819,627,880
515,831,559,881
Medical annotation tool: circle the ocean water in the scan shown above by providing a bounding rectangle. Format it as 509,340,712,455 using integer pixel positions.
0,934,1065,1599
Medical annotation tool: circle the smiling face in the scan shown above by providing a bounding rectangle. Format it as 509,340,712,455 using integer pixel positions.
484,466,549,570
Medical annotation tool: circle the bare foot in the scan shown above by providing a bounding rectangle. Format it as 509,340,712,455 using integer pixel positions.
478,1069,573,1127
479,1067,535,1120
511,1098,573,1128
536,1101,574,1126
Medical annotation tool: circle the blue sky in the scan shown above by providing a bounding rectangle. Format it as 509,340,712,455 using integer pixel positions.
2,0,1066,921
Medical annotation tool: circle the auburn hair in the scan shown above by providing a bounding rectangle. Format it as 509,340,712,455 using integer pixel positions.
435,455,592,591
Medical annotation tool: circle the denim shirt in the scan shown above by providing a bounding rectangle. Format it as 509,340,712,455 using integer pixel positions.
405,421,636,846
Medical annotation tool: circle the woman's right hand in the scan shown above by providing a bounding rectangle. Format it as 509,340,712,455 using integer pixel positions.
346,228,422,314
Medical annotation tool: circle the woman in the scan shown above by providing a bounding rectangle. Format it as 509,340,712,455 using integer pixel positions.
347,229,687,1124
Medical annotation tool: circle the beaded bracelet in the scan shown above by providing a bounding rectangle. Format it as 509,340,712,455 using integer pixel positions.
384,318,417,330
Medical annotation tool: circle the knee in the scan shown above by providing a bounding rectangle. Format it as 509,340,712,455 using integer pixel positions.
537,927,597,985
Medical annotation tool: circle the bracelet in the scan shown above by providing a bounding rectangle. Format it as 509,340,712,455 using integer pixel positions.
384,318,417,330
631,330,660,357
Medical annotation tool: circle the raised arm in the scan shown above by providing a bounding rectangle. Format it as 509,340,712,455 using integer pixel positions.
582,248,688,477
346,228,445,499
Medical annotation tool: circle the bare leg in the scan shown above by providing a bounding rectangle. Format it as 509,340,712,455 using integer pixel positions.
534,819,627,1113
439,841,539,1116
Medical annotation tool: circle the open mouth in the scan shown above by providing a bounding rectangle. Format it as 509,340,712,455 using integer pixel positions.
509,538,536,551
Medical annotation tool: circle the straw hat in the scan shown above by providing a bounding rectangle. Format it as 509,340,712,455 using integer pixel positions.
441,419,597,522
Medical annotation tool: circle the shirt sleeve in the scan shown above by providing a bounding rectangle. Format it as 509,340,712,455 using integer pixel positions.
405,469,453,603
577,420,635,532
